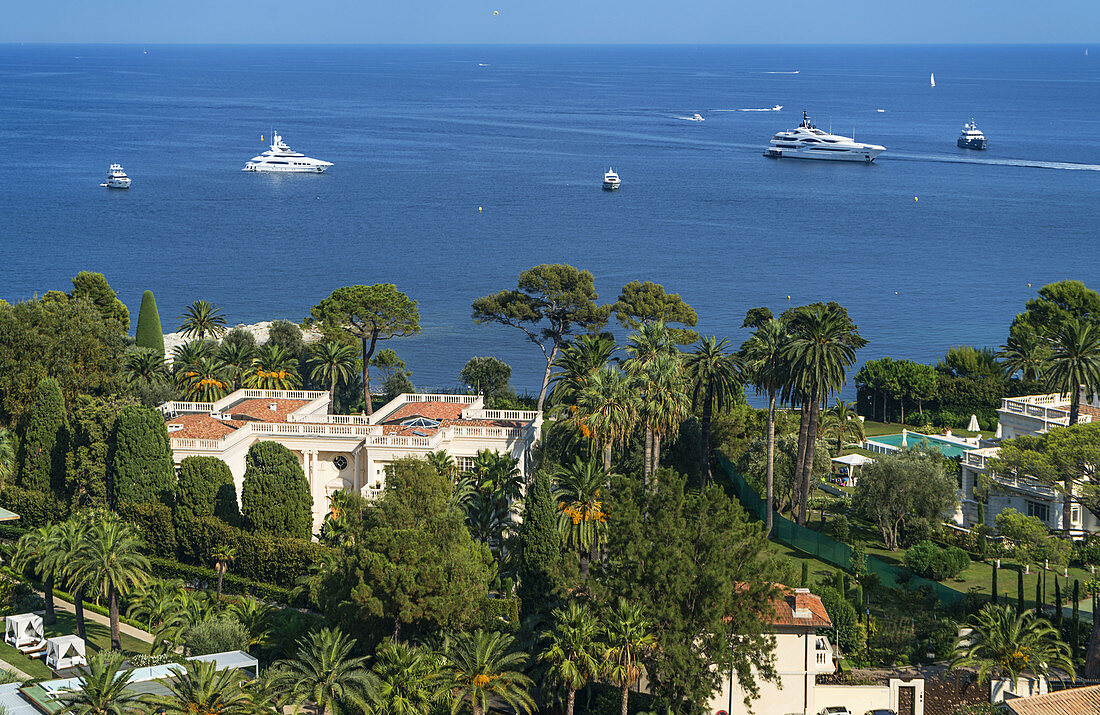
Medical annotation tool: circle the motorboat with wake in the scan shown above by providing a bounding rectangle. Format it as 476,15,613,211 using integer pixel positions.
957,119,987,150
100,164,131,189
763,111,885,162
243,132,333,173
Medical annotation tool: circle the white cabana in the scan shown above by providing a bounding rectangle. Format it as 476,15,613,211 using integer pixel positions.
45,635,86,671
968,414,980,432
831,453,875,485
4,614,44,653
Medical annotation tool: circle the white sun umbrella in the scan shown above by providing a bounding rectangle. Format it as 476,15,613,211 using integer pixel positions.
968,414,980,432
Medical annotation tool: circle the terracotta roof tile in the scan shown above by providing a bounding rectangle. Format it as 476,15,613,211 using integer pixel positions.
381,425,439,437
1006,684,1100,715
1080,404,1100,420
764,586,832,629
167,414,244,440
387,402,467,422
225,398,310,423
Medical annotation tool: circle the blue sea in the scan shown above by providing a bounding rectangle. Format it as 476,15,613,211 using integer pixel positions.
1,44,1097,398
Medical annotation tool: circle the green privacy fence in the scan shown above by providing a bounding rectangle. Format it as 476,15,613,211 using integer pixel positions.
717,454,964,605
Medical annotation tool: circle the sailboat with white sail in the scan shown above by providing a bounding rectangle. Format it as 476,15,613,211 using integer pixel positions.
930,73,936,88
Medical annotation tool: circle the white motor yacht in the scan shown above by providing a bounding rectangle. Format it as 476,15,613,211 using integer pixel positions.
100,164,131,189
602,167,621,190
243,132,333,173
772,105,783,111
763,111,885,162
957,119,987,150
690,113,705,122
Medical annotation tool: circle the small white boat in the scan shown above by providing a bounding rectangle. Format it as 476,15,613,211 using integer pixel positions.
100,164,131,189
772,105,783,111
690,113,705,122
602,167,621,191
930,72,936,88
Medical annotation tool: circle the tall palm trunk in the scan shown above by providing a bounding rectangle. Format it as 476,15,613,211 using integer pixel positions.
700,388,713,488
74,585,87,640
1063,483,1074,538
793,401,811,523
653,431,663,478
799,394,822,525
108,584,122,650
643,426,653,483
620,682,630,715
765,391,777,537
43,574,56,626
216,569,225,603
567,688,577,715
603,443,612,472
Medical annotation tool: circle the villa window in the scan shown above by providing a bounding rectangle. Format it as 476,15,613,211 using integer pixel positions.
401,417,441,428
456,456,476,473
1026,501,1050,522
1072,506,1081,524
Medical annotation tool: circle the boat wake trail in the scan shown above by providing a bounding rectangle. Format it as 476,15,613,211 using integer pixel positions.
884,151,1100,171
711,107,783,112
763,70,800,74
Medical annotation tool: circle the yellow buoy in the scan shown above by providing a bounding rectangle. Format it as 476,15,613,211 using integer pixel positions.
914,197,918,202
478,206,483,212
492,10,499,15
1028,283,1032,287
260,135,264,142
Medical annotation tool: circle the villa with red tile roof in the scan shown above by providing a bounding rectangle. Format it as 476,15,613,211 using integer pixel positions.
159,389,542,533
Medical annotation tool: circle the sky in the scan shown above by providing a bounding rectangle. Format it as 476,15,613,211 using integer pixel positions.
6,1,1100,44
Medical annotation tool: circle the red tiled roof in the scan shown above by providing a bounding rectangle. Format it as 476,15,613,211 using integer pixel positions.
167,414,244,440
382,425,439,437
1005,684,1100,715
226,398,310,423
1080,404,1100,420
386,401,467,422
438,419,526,429
765,586,832,629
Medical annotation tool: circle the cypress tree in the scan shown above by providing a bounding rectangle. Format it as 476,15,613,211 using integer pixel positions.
135,290,165,356
108,405,173,505
175,456,239,525
1055,577,1063,628
991,561,998,605
1073,580,1081,660
19,377,67,493
1036,575,1043,612
517,470,561,621
1017,568,1024,614
240,441,311,539
801,561,809,587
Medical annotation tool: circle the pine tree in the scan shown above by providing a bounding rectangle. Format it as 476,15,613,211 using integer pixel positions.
991,561,998,605
517,470,561,621
71,272,130,332
108,406,173,505
240,442,311,538
19,377,67,493
135,290,165,356
175,456,238,524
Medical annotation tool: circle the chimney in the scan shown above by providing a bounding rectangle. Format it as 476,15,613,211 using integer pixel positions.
269,402,278,412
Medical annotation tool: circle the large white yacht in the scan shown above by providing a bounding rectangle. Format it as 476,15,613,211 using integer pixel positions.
602,167,621,190
957,119,987,150
100,164,131,189
243,132,333,173
763,111,885,163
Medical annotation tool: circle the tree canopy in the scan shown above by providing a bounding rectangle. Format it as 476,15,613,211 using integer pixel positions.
176,456,239,525
612,281,699,344
19,377,68,494
460,356,513,402
108,405,174,506
472,264,611,411
135,290,165,355
239,442,312,539
1011,279,1100,340
853,450,958,550
309,284,420,414
71,272,130,332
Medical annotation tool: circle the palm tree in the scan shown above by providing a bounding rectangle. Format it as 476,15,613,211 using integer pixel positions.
548,334,618,417
50,515,97,640
952,604,1074,691
741,318,788,536
307,341,358,395
0,427,14,485
178,356,231,402
217,340,255,391
576,365,640,471
538,602,604,715
821,399,865,457
1045,318,1100,427
57,651,151,714
212,546,237,604
602,598,657,715
73,520,150,650
127,578,188,654
123,348,169,386
444,629,534,715
10,526,59,625
245,667,296,714
277,627,375,715
179,300,229,340
157,660,255,715
783,306,863,525
998,331,1049,382
624,323,687,481
369,640,445,715
426,451,456,481
246,343,303,390
228,596,275,651
686,336,742,487
554,458,609,580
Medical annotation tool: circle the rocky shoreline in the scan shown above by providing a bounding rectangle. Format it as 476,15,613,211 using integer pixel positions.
163,320,321,354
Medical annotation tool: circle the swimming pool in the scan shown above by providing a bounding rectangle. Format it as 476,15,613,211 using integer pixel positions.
864,433,974,460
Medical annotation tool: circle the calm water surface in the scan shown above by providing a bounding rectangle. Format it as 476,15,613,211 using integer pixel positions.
1,45,1097,396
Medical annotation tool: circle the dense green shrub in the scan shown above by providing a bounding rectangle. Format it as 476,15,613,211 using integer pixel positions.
0,486,68,528
175,456,238,525
174,515,324,588
517,470,561,622
827,514,850,542
19,377,68,493
108,405,173,505
116,501,176,558
146,556,294,604
66,394,134,507
472,597,520,632
818,586,862,655
134,290,165,355
184,616,250,656
240,442,311,539
904,540,969,580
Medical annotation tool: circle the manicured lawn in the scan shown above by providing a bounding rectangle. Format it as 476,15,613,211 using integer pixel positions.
0,641,53,679
46,611,151,656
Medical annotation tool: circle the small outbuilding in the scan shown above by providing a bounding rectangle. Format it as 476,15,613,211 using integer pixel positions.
4,614,45,653
830,453,875,486
44,635,87,671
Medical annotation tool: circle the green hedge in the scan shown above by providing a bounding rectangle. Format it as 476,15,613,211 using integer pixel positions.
146,557,294,604
117,501,176,558
0,487,68,528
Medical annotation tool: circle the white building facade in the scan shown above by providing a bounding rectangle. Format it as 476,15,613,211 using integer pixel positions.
159,389,542,533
